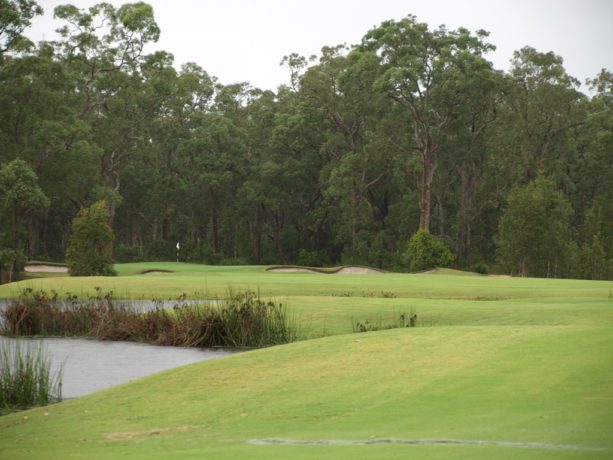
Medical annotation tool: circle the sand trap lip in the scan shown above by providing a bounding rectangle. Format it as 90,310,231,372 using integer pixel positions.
140,269,174,275
24,264,68,273
267,265,385,275
249,438,606,451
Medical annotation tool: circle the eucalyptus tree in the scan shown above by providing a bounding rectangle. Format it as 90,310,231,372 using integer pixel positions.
0,0,42,57
294,45,391,262
436,65,502,265
574,69,613,210
52,2,160,225
497,178,576,277
503,47,585,185
360,15,496,232
271,85,337,262
0,158,49,280
573,70,613,278
0,42,102,258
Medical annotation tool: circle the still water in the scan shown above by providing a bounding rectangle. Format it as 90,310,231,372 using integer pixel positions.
0,336,236,399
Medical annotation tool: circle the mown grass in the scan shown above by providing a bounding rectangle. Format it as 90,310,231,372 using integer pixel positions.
0,325,611,459
1,261,610,302
0,263,612,459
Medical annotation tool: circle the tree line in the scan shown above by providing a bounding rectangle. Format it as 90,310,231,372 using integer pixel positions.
1,1,612,281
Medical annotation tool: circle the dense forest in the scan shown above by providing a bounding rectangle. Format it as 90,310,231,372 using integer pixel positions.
1,1,612,281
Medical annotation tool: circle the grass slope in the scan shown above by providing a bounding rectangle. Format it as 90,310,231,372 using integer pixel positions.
0,325,611,459
1,263,612,459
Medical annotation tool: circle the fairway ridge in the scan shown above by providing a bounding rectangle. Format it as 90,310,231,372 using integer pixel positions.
267,264,385,274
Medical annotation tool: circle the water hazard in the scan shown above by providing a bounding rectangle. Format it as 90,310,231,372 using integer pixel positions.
0,336,236,398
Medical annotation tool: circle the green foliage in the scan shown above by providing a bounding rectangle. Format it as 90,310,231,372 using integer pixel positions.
113,243,143,263
404,229,455,272
2,288,298,349
497,178,576,277
66,201,116,276
297,249,329,267
471,263,488,275
352,311,417,332
0,158,49,281
0,338,62,413
578,234,610,280
0,0,43,55
0,9,610,281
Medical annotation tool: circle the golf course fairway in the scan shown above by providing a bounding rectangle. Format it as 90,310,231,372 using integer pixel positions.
1,263,612,459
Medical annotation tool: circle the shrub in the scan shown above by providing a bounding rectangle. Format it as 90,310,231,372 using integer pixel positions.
297,249,329,267
471,263,488,275
66,201,116,276
2,288,298,349
404,229,455,272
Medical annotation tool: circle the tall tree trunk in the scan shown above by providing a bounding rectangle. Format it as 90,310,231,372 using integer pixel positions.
209,188,220,253
253,205,262,264
457,172,475,267
418,150,437,231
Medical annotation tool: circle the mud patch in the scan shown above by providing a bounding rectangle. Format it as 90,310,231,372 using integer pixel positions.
249,438,606,451
106,425,206,441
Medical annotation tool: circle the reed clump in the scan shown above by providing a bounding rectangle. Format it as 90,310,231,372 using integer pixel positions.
0,339,62,413
352,311,418,333
2,288,297,349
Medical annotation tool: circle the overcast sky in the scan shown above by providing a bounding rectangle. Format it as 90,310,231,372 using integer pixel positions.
29,0,613,93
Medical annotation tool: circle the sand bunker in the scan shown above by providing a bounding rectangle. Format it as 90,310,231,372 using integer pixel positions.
24,264,68,273
266,267,315,273
267,265,384,275
140,269,174,275
335,266,383,274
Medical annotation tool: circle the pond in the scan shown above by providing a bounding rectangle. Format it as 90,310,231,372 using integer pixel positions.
0,298,209,312
0,336,237,399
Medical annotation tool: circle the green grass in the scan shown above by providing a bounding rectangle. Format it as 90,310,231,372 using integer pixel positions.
0,262,612,459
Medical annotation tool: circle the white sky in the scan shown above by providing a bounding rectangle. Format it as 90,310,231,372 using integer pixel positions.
30,0,613,92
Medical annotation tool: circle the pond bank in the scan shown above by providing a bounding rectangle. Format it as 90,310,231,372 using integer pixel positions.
0,336,237,398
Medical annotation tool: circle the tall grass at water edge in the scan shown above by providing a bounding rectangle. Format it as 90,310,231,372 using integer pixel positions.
1,288,298,349
0,339,62,414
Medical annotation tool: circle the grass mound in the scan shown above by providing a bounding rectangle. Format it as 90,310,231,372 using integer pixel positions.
417,267,483,276
266,265,386,274
139,269,174,274
0,325,611,459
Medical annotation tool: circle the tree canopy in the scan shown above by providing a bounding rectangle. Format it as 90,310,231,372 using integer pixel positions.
0,3,611,280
